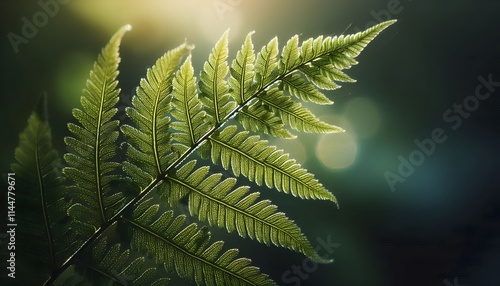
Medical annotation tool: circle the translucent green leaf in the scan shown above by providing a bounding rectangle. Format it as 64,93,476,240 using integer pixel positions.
16,21,396,286
255,36,279,88
280,35,300,73
63,24,131,229
281,72,333,104
236,103,295,139
299,35,324,63
229,32,257,104
171,55,211,147
123,199,277,286
209,125,338,204
11,106,78,284
161,161,332,263
121,42,192,189
199,30,237,124
259,88,343,133
73,236,170,286
298,64,342,90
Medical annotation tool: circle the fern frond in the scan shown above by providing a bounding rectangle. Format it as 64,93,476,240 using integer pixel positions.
11,102,76,284
298,20,396,70
261,20,396,107
255,37,279,88
63,25,131,230
73,237,169,286
325,20,396,63
121,43,192,189
161,160,331,263
171,55,211,147
209,125,338,204
257,87,343,133
311,21,395,83
229,33,294,138
281,72,333,104
298,62,342,90
122,199,277,286
199,30,237,124
229,32,257,104
36,22,396,286
236,21,396,139
236,104,296,139
297,35,323,65
279,35,301,74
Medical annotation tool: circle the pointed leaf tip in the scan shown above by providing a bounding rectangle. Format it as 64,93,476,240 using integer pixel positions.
374,19,397,29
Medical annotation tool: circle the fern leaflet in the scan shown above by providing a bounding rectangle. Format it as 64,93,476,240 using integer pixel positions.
63,25,131,230
122,199,277,286
209,125,338,204
121,42,192,188
257,87,343,134
11,99,76,284
72,237,170,285
199,30,237,124
171,55,211,148
229,32,257,104
160,160,331,263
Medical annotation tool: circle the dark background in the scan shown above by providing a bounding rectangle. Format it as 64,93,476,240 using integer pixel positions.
1,0,499,285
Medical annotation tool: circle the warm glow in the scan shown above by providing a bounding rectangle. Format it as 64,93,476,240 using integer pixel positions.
316,132,358,169
315,115,357,169
67,0,247,52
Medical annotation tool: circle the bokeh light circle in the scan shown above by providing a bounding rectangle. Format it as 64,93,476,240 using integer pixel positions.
315,115,357,169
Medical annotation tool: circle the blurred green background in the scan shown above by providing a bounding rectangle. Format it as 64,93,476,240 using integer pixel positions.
1,0,499,285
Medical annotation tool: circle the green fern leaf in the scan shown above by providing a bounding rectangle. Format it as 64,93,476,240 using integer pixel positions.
121,43,192,189
199,30,237,124
298,63,342,90
280,35,301,73
255,37,279,88
257,20,397,107
230,33,294,138
327,21,396,60
236,103,296,139
313,21,397,81
171,55,211,147
122,199,277,286
257,87,343,133
281,72,333,104
229,32,257,104
19,21,396,286
11,100,76,284
299,20,396,69
161,160,331,263
63,25,131,230
73,237,169,286
209,125,338,204
298,35,323,64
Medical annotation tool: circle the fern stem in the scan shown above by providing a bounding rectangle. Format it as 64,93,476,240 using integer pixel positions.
96,76,108,224
152,88,163,175
183,74,197,145
44,223,105,285
212,66,221,124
